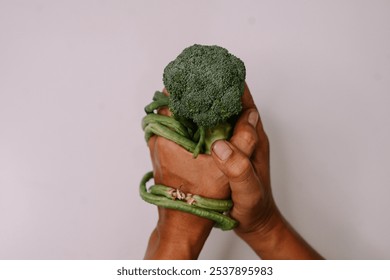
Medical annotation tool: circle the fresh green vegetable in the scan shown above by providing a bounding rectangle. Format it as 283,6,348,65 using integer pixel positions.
140,172,238,231
140,44,246,230
163,44,246,156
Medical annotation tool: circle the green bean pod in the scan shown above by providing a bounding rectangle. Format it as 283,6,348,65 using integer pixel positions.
143,122,197,152
191,194,233,212
144,91,169,113
139,171,237,231
148,185,233,212
142,114,190,139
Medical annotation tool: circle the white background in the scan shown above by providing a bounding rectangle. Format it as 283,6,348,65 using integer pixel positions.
1,0,389,259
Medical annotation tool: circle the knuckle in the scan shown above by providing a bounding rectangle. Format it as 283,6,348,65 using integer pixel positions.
240,128,257,149
225,156,253,183
231,124,258,156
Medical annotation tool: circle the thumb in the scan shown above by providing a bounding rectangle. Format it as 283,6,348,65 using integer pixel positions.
211,140,262,209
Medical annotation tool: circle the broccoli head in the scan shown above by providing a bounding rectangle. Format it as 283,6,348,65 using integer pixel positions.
163,44,246,128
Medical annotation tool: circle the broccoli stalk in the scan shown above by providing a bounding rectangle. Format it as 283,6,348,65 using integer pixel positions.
162,44,246,156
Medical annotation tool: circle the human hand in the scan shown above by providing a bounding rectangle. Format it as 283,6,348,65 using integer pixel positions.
211,83,276,235
144,84,322,259
211,85,323,259
144,90,231,259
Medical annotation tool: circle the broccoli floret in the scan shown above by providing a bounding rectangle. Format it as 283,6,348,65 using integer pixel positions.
162,44,246,156
163,44,246,128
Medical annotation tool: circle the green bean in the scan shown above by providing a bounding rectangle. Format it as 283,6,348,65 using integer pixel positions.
148,185,233,212
152,91,167,101
143,122,197,152
148,184,178,199
139,171,238,231
144,91,169,113
191,195,233,212
142,114,190,138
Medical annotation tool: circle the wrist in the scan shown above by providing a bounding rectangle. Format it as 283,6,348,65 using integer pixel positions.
236,208,323,259
144,208,214,259
236,208,287,258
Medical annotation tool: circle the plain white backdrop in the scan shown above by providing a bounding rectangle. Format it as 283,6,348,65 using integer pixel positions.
1,0,389,259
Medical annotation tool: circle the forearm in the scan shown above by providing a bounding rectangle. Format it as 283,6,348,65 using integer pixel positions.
144,208,214,259
237,210,323,260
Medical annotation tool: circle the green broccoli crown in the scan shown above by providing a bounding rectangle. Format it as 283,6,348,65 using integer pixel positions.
163,44,246,128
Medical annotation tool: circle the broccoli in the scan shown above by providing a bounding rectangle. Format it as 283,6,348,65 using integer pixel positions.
143,44,246,157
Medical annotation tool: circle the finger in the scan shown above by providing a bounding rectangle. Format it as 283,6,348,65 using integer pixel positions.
241,83,267,131
230,109,259,157
251,130,271,188
162,87,169,96
239,84,270,181
211,140,262,210
157,106,171,116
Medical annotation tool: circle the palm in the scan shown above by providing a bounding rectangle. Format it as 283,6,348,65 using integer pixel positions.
148,136,230,200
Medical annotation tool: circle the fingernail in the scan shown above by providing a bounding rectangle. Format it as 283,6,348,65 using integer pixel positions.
212,141,232,161
248,111,259,128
